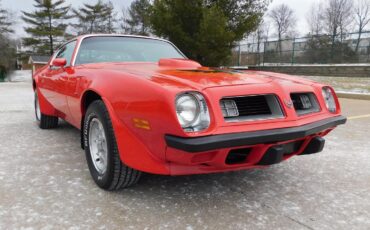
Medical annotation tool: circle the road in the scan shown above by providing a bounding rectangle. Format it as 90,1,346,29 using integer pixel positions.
0,78,370,229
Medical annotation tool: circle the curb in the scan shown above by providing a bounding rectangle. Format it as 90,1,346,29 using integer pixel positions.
337,92,370,100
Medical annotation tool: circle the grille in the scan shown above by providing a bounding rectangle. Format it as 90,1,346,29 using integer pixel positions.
233,96,271,116
291,93,320,116
220,95,284,122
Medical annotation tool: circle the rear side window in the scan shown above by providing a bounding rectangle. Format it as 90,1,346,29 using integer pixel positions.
55,40,77,66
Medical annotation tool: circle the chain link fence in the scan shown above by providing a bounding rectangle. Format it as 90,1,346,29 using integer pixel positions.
231,31,370,66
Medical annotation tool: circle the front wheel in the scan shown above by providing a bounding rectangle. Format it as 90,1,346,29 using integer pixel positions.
34,91,58,129
83,100,141,190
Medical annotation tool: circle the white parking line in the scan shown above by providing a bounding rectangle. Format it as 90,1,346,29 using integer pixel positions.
348,114,370,120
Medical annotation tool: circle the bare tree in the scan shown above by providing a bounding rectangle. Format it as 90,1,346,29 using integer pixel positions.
353,0,370,53
248,21,268,52
323,0,353,41
268,4,296,55
268,4,296,41
255,25,264,53
306,2,324,36
256,22,271,65
263,22,270,43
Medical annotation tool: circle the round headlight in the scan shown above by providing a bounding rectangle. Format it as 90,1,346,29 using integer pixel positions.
322,87,337,113
175,92,210,132
176,94,200,127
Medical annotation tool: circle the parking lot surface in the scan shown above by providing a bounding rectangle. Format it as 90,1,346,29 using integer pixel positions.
0,80,370,229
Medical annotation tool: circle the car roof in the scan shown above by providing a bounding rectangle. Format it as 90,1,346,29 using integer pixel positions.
74,34,170,43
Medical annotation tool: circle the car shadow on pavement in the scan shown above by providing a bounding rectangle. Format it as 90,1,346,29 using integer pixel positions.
58,119,279,202
135,169,272,195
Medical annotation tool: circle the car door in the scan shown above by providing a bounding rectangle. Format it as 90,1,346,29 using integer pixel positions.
40,41,77,121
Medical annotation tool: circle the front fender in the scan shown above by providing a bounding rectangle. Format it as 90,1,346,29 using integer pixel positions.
101,97,171,175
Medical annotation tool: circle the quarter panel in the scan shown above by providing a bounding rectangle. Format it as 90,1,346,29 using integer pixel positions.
33,68,58,116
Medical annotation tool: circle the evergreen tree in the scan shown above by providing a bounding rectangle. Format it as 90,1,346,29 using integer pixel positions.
0,36,16,75
22,0,72,55
122,0,152,36
105,1,117,33
150,0,269,66
0,0,13,34
72,1,117,34
0,0,16,78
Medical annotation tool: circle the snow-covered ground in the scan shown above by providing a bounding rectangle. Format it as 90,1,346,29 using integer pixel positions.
7,70,32,82
301,76,370,94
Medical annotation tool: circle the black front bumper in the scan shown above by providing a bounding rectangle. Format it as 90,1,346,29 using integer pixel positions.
165,116,347,153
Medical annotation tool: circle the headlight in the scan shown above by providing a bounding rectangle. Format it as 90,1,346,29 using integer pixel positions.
176,92,210,132
322,87,337,113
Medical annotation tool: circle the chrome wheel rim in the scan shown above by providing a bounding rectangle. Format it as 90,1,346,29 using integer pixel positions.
88,118,108,174
35,93,41,121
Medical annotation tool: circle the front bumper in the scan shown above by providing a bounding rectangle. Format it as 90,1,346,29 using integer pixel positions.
165,116,347,153
164,115,346,175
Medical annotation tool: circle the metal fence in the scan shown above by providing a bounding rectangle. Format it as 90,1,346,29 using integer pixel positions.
231,31,370,66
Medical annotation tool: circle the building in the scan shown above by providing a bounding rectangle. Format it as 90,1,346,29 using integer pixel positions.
28,55,50,74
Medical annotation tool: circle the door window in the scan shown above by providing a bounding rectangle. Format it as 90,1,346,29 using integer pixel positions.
55,40,77,66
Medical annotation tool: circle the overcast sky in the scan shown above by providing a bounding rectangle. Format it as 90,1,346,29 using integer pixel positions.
2,0,319,38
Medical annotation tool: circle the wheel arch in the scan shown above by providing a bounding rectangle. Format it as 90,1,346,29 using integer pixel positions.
80,89,102,149
32,73,40,91
32,79,36,91
81,90,102,115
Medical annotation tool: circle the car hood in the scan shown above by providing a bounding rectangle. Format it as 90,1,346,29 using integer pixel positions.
82,61,315,90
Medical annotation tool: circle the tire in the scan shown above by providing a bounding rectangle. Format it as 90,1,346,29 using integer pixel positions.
34,91,58,129
83,100,141,190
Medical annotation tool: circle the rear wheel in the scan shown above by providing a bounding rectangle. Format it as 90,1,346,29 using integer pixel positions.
34,91,58,129
83,100,141,190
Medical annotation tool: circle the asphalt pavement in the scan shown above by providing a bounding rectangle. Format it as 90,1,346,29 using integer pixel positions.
0,76,369,229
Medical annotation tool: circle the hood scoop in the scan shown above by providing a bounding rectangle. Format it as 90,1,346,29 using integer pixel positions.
158,58,202,69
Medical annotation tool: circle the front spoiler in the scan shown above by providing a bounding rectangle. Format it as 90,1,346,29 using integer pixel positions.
165,116,347,153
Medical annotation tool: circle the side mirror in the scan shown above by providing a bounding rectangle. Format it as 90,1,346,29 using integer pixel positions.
51,58,67,67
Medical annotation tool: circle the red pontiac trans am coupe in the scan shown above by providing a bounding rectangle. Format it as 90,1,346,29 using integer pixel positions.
33,34,346,190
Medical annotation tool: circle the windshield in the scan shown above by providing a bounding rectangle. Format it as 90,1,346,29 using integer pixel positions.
75,36,185,65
